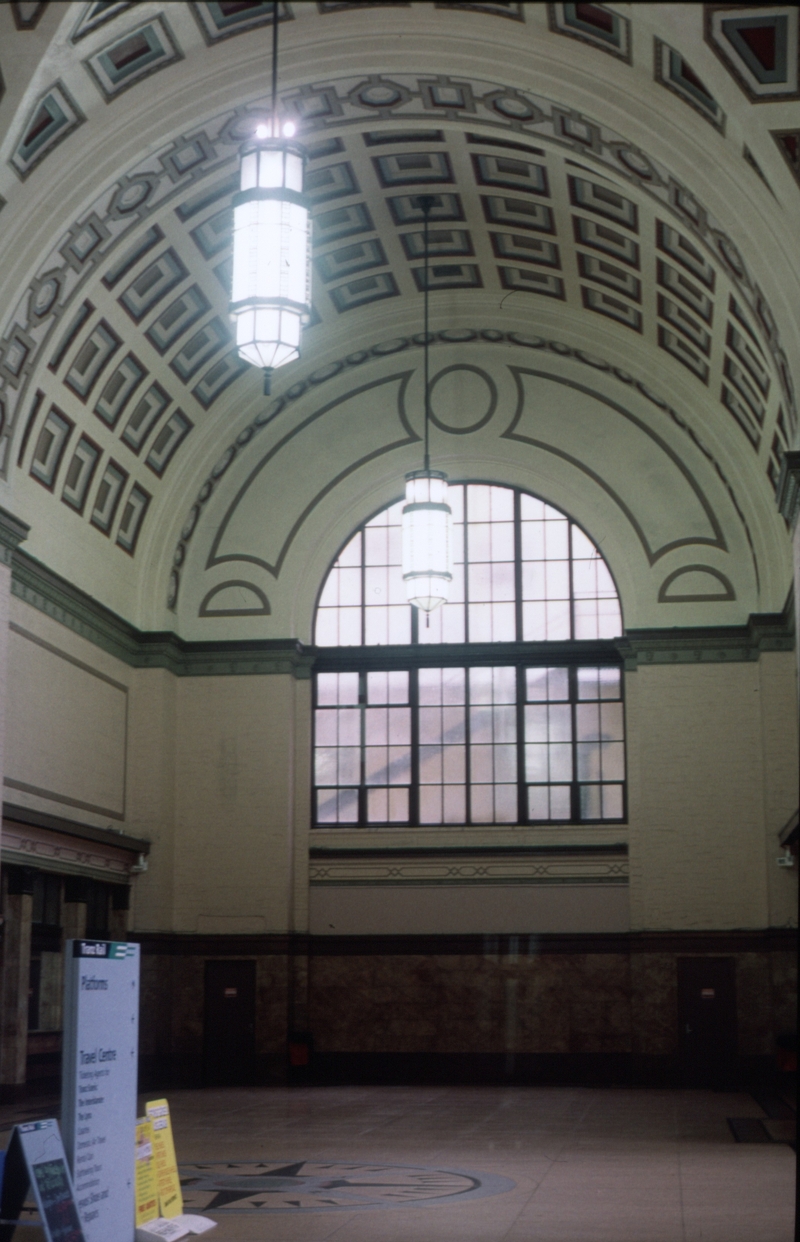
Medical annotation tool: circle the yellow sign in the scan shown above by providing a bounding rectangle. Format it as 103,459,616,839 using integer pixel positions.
145,1098,183,1219
134,1117,159,1226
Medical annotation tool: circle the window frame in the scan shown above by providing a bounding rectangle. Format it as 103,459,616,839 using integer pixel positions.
312,482,627,830
313,480,624,649
312,644,627,829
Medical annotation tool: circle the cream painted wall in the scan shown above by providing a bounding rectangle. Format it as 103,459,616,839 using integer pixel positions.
124,666,176,931
167,672,306,935
3,596,795,937
627,656,797,931
5,604,128,823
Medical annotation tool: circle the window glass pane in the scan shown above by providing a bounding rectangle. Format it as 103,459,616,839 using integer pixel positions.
468,561,492,602
528,784,571,821
367,752,410,786
600,701,624,739
468,667,517,824
418,667,467,824
367,670,409,704
337,747,360,784
314,610,340,647
491,521,514,561
367,786,409,822
315,748,338,785
600,740,625,781
526,666,568,702
577,666,621,700
602,784,623,818
318,672,359,705
579,783,602,819
491,562,515,603
443,784,467,823
338,531,362,567
550,785,572,819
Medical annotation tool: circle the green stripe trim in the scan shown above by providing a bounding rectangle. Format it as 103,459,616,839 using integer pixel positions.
9,548,793,678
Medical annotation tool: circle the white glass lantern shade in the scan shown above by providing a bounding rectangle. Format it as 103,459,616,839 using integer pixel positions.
401,469,453,612
231,138,310,374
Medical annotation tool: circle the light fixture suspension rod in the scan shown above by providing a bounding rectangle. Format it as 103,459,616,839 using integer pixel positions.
422,196,432,472
271,0,279,136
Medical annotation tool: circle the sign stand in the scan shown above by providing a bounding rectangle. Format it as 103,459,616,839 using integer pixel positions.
0,1118,86,1242
61,940,140,1242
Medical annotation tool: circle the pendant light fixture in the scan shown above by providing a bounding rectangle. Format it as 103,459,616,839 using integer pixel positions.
230,2,310,395
401,197,453,616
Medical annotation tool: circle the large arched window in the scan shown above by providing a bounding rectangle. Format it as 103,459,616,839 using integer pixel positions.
313,484,625,829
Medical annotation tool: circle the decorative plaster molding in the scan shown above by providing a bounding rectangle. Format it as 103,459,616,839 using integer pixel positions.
776,449,800,525
0,505,29,567
169,331,761,612
310,843,629,887
10,546,792,676
1,802,147,882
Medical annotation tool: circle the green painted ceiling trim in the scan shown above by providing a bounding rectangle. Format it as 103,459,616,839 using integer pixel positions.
10,547,793,677
0,505,30,568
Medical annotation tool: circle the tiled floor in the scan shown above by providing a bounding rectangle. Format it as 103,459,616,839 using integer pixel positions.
1,1085,795,1241
166,1085,796,1242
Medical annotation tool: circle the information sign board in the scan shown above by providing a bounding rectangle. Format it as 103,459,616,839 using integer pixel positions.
61,940,140,1242
0,1118,85,1242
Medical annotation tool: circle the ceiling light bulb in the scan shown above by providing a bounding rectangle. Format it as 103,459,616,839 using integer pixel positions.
255,124,269,139
282,121,296,138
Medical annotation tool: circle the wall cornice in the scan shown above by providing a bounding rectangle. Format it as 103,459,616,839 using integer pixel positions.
9,547,793,677
0,505,29,568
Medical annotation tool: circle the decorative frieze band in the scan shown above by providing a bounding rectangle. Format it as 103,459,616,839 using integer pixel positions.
309,845,629,887
7,545,793,677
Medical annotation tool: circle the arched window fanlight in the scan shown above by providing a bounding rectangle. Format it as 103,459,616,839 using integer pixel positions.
315,483,622,648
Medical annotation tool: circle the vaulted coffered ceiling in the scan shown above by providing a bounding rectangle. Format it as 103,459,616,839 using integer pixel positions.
0,1,797,638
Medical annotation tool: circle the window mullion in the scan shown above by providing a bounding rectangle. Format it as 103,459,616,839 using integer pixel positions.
410,666,420,826
360,529,366,648
514,488,523,643
569,663,579,823
463,485,470,644
359,669,367,826
568,521,575,642
465,666,472,825
516,663,526,825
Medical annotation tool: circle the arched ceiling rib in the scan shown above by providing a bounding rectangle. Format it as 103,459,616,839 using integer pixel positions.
0,1,796,635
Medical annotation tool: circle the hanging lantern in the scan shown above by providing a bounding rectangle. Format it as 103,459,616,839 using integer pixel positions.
230,128,310,392
402,468,452,612
399,196,452,616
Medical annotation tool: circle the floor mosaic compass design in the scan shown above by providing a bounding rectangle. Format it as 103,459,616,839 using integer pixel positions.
178,1159,516,1213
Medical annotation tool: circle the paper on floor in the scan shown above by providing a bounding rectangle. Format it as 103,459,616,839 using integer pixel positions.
135,1213,216,1240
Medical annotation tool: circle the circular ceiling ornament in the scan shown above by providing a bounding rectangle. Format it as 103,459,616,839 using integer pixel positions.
108,175,157,217
612,144,661,182
28,273,62,320
428,364,497,434
178,1159,515,1215
350,79,410,110
482,89,542,122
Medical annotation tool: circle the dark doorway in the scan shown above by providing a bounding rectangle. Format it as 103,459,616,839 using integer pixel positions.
677,957,737,1088
203,960,256,1086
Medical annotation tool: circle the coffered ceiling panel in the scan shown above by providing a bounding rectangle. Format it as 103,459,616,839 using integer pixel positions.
0,1,795,633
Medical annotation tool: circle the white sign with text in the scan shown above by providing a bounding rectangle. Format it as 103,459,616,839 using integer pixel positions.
62,939,140,1242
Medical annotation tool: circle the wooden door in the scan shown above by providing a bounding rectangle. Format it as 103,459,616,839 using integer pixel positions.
203,960,256,1086
677,957,737,1088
